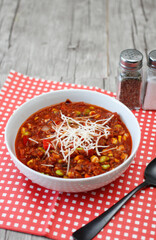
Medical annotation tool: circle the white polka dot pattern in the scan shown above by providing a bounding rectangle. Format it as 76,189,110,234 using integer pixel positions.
0,70,155,240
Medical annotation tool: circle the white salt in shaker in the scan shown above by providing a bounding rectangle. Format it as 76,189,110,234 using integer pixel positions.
143,50,156,110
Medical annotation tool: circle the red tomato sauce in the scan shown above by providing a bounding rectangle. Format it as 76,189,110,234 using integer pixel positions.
15,100,132,178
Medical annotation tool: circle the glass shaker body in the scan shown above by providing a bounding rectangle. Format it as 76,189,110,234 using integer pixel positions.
143,63,156,110
117,49,143,110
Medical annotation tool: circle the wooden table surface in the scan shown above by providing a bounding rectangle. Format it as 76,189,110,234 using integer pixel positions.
0,0,156,239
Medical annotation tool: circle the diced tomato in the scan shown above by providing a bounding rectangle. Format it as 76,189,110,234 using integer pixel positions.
23,135,28,145
43,139,50,150
85,173,90,178
55,120,61,125
19,149,25,156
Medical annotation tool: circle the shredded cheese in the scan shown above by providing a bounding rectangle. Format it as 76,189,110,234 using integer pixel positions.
28,138,39,144
43,112,114,169
41,164,54,167
45,143,51,157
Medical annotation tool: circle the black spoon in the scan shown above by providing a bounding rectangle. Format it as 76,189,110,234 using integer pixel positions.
72,157,156,240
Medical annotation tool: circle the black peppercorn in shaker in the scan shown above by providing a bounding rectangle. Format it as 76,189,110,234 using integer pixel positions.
117,49,143,109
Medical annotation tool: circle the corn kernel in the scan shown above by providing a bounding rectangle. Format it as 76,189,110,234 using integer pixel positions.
77,159,84,163
114,158,120,163
111,138,118,144
90,155,99,163
121,153,128,160
27,123,32,129
21,127,25,135
21,127,30,136
115,124,122,129
118,135,122,143
117,145,125,151
94,114,101,119
27,159,34,168
67,171,74,177
89,111,96,116
34,116,39,120
123,133,129,141
74,155,84,161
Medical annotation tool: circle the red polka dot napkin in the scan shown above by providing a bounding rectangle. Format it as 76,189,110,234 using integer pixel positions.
0,70,156,240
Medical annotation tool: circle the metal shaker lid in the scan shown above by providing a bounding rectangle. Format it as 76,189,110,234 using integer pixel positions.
148,50,156,68
120,49,143,70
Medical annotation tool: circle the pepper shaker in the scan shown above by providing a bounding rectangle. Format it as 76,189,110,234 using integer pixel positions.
143,50,156,110
117,49,143,109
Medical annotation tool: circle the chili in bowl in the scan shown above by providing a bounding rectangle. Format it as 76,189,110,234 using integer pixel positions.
5,89,141,192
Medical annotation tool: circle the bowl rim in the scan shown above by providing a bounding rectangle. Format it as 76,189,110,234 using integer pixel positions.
5,89,141,183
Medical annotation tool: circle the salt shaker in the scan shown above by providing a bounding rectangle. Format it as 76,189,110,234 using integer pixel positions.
143,50,156,110
117,49,143,109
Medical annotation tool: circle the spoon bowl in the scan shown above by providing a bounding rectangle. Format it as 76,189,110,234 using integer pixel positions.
144,157,156,186
73,157,156,240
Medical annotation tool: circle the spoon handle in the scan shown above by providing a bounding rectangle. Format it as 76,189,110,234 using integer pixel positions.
72,181,148,240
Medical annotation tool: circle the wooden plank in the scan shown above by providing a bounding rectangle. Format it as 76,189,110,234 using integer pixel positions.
0,0,108,88
108,0,156,92
0,230,52,240
5,231,32,240
67,0,108,89
0,229,6,240
107,0,134,92
139,0,156,55
0,0,73,83
0,0,20,86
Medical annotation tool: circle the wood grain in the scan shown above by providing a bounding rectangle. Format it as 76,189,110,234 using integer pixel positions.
0,0,156,239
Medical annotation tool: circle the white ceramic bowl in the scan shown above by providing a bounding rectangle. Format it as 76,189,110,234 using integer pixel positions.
5,89,141,192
